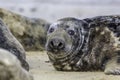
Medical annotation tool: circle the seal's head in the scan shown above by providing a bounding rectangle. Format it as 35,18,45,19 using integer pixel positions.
46,18,88,70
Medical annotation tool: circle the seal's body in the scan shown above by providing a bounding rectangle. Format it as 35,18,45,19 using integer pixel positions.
0,18,29,70
46,16,120,75
0,8,50,51
0,49,33,80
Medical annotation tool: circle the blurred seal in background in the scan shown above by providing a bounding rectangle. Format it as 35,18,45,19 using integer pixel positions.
0,8,50,51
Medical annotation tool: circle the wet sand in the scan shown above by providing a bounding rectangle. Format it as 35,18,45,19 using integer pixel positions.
26,51,120,80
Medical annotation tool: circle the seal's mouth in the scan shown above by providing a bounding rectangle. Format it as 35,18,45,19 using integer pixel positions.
46,48,73,59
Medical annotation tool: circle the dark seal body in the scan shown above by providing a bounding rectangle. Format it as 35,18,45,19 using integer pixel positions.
0,18,29,70
46,16,120,75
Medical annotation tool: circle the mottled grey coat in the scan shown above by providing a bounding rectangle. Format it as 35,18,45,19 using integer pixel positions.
46,16,120,75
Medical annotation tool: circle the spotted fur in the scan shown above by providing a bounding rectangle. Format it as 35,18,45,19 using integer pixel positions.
46,16,120,75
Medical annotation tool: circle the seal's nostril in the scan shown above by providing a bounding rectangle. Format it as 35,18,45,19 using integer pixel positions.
49,41,54,48
58,42,65,49
59,42,62,47
49,38,65,50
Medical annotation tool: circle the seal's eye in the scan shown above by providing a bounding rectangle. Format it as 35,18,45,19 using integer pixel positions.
68,30,75,35
49,27,54,33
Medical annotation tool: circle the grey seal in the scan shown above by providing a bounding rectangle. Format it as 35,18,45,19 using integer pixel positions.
46,16,120,75
0,18,29,70
0,48,33,80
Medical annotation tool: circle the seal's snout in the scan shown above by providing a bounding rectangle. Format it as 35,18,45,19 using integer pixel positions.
48,38,65,52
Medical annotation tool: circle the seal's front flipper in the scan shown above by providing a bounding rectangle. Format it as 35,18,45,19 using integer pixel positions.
104,56,120,75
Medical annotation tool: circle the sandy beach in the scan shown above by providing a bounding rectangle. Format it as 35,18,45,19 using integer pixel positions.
26,51,120,80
